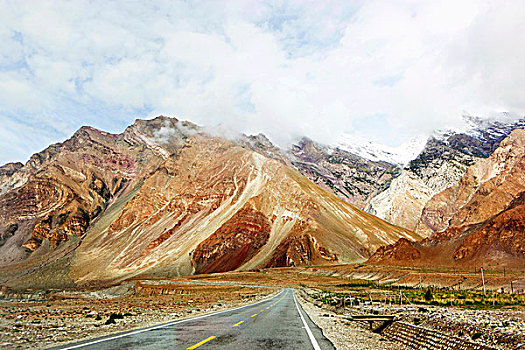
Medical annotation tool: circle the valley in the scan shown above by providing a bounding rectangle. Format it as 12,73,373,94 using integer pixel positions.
1,115,524,350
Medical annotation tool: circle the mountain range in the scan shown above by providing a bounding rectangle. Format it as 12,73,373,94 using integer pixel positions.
1,114,524,288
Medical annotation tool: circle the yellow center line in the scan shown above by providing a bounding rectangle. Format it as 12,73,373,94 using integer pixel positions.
266,307,270,309
233,320,244,327
187,336,216,349
251,313,257,317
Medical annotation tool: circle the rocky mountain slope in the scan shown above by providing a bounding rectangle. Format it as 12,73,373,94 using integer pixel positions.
366,116,525,233
368,129,525,269
286,138,401,209
0,116,418,288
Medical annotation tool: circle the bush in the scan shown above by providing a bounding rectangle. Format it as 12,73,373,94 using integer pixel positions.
104,312,124,325
424,288,433,302
471,332,482,340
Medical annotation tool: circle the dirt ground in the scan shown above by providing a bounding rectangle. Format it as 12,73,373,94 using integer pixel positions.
0,282,276,349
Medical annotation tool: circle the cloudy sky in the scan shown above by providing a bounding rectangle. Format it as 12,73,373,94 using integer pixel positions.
1,0,524,164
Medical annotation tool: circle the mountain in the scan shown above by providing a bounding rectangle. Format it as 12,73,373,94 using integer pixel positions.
368,129,525,269
0,116,418,288
415,128,525,236
366,115,525,233
286,138,401,209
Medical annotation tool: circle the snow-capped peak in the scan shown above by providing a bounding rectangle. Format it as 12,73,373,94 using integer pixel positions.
431,114,525,144
334,133,427,165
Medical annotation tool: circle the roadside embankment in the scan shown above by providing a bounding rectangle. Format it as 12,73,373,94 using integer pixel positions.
297,288,522,350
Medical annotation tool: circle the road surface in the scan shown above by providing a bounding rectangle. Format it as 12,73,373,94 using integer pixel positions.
49,288,335,350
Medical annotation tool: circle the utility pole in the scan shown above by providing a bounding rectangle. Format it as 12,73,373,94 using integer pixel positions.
481,267,486,296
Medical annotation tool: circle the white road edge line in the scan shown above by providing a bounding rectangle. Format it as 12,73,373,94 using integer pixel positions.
293,291,322,350
56,289,285,350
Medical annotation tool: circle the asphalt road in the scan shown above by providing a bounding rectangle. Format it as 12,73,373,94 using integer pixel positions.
49,288,335,350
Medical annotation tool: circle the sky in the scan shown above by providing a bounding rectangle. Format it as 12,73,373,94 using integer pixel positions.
1,0,524,165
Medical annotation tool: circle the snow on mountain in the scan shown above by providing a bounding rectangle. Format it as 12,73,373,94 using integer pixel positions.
335,114,525,167
432,114,525,144
334,133,427,165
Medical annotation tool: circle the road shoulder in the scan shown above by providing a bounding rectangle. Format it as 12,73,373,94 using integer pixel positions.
295,290,405,350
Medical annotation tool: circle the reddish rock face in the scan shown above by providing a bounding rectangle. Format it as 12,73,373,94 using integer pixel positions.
266,229,338,268
0,123,162,268
453,193,525,262
192,206,271,274
367,238,420,264
1,177,92,252
369,195,525,269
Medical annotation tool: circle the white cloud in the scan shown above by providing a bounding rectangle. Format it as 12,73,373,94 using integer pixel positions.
0,0,524,164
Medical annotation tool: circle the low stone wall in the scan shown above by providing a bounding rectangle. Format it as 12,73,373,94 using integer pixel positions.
133,282,184,296
381,321,496,350
0,291,46,301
